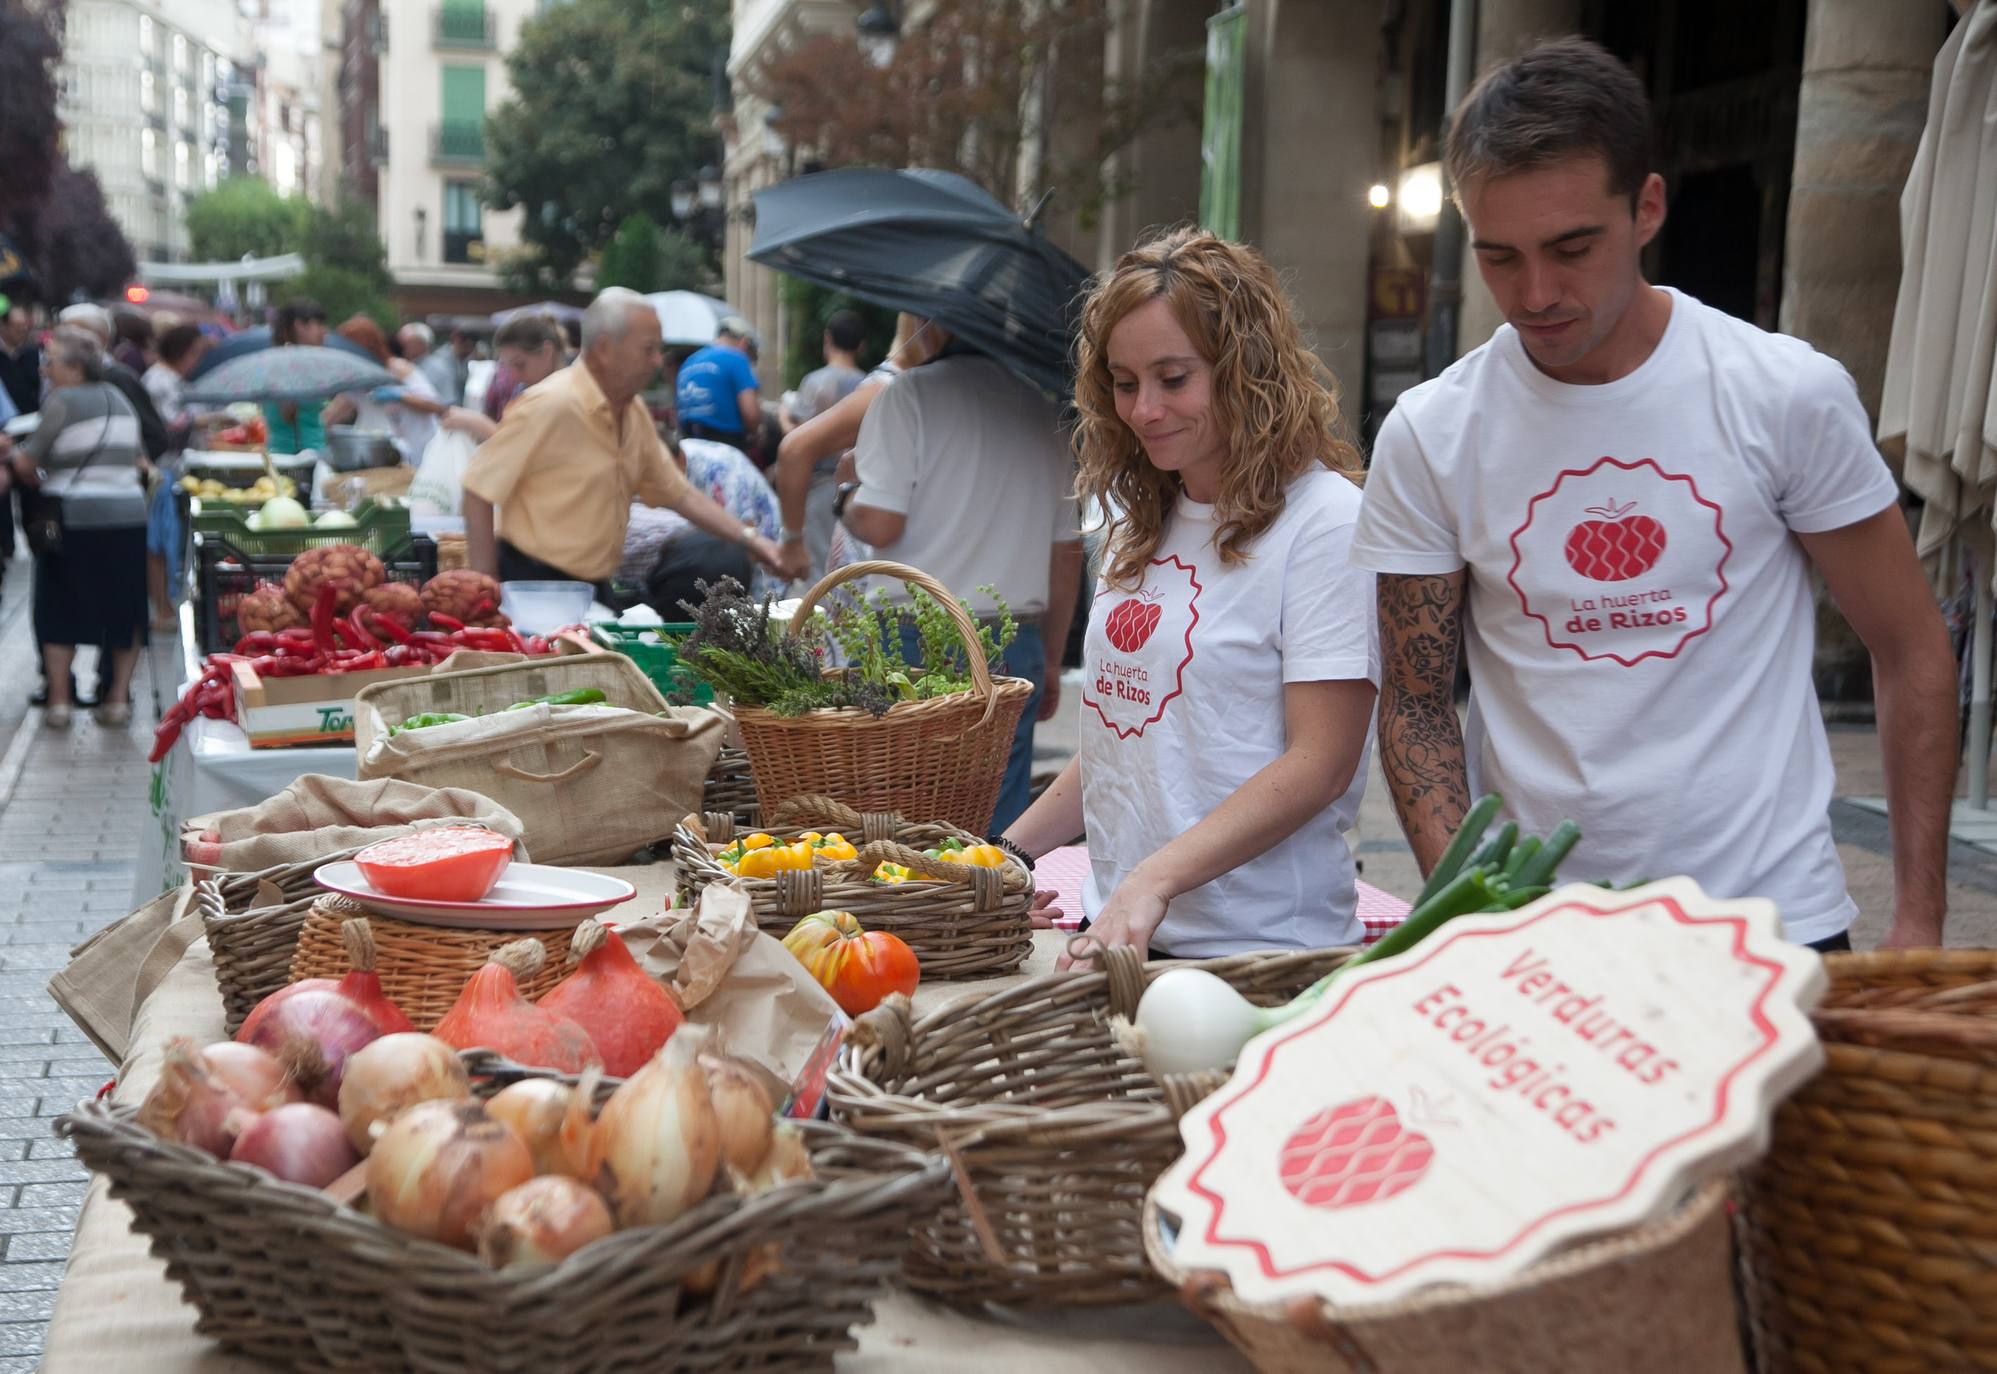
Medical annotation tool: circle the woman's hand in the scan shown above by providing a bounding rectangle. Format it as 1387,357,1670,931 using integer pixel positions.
1027,888,1064,929
1057,876,1167,970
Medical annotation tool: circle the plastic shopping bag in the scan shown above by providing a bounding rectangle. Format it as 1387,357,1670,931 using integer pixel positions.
405,426,478,516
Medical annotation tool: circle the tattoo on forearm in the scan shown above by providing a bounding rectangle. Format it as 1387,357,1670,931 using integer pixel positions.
1377,574,1471,860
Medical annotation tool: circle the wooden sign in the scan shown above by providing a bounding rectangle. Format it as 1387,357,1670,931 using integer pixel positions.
1150,879,1825,1308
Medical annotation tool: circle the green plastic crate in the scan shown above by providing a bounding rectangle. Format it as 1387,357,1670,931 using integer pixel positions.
591,622,711,704
190,500,413,559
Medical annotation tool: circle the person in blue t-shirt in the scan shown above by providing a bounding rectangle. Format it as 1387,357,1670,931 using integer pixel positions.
674,318,761,454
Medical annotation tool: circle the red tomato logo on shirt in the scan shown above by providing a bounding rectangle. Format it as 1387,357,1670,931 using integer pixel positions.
1563,501,1668,582
1104,593,1163,652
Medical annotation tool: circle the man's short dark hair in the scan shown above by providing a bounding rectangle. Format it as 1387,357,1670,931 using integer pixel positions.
158,323,203,365
1446,37,1652,205
824,309,865,353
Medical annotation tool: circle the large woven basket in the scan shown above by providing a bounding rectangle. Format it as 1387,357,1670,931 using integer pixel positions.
200,848,371,1035
1144,1180,1742,1374
725,561,1033,835
826,942,1352,1306
289,898,577,1030
59,1051,950,1373
672,796,1033,978
1737,948,1997,1373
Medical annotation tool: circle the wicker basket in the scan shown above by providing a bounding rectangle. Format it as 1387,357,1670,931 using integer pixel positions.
703,744,760,828
59,1051,951,1373
1144,1181,1742,1374
672,797,1033,979
726,561,1033,835
288,898,577,1030
201,849,370,1036
826,943,1352,1306
1737,949,1997,1373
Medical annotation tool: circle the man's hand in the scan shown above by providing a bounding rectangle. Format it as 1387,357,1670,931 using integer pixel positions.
1027,888,1064,929
746,535,790,578
1037,674,1062,722
774,536,811,583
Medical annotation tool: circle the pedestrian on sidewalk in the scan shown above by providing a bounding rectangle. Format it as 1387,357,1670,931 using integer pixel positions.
1352,39,1958,951
460,288,787,600
1002,229,1377,963
7,327,149,729
674,319,761,457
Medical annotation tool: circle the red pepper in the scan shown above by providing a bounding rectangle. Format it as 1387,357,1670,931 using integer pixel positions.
470,598,499,624
427,611,466,633
233,631,282,655
366,607,415,645
278,628,316,648
499,627,530,654
311,584,338,657
345,609,382,651
526,636,550,655
340,650,386,672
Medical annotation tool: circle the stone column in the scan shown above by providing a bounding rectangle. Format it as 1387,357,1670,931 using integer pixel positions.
1780,0,1947,418
1456,0,1585,355
1093,0,1206,268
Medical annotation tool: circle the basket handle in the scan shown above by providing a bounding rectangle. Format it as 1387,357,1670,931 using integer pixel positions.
785,558,1000,730
493,750,602,785
844,992,915,1079
856,841,1012,909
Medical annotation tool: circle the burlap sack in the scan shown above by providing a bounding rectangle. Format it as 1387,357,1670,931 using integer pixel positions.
356,698,724,866
184,774,527,874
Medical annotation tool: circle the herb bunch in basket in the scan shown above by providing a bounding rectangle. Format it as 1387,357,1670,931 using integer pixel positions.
671,576,1015,717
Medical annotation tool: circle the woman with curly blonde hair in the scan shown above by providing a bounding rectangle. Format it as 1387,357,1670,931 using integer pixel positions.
1003,228,1378,964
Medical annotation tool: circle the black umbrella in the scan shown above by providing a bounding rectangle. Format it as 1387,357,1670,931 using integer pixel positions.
187,325,377,381
749,168,1090,400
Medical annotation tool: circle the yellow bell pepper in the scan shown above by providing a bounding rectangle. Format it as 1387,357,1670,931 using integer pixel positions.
871,862,913,885
815,836,859,863
956,844,1008,868
799,831,824,844
742,832,776,851
737,846,786,879
784,842,817,871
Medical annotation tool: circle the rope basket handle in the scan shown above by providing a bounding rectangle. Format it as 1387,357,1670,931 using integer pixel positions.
854,841,1017,906
785,559,1000,730
767,795,901,843
845,991,916,1079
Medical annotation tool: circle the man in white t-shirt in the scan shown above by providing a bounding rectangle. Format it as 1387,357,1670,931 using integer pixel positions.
845,349,1083,830
1351,39,1957,950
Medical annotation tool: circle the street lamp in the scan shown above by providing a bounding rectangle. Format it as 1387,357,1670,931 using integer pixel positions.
761,107,787,161
856,2,900,69
671,180,696,220
697,165,723,211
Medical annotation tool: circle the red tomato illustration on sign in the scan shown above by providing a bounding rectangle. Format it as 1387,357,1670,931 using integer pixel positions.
1277,1095,1436,1209
1563,501,1668,582
1104,593,1163,653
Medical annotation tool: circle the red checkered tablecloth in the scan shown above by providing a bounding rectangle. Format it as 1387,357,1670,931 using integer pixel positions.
1034,844,1410,945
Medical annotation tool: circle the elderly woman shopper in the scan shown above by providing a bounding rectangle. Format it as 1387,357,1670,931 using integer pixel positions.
8,327,151,729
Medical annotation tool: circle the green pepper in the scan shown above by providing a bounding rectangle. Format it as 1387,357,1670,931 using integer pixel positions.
390,712,470,735
505,688,609,711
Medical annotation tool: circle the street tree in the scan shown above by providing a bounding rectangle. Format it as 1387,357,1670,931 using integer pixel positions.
485,0,728,291
0,0,62,229
186,178,310,263
273,196,396,327
12,162,139,305
596,212,711,293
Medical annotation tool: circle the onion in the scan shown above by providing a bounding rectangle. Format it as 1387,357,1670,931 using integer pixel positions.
137,1038,271,1156
486,1075,593,1179
700,1052,774,1176
475,1175,613,1270
1122,968,1326,1078
241,986,384,1108
588,1026,720,1229
199,1041,303,1112
367,1098,534,1250
337,1033,472,1154
229,1102,360,1186
748,1122,814,1192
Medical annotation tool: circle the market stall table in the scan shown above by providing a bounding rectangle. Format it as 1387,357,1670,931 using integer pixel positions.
42,875,1252,1373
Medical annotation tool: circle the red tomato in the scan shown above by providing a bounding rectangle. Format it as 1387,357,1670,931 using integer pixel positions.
355,827,514,902
781,912,919,1016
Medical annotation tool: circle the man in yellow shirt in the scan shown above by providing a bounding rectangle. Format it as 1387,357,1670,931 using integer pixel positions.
463,287,785,592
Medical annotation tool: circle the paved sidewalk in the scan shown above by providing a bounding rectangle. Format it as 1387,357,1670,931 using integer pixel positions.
0,553,154,1371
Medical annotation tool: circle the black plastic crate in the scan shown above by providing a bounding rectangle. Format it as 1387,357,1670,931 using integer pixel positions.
194,533,437,657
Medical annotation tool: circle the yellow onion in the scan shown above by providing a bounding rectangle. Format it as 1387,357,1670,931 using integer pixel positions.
700,1052,774,1177
748,1122,814,1192
337,1033,471,1154
486,1074,594,1179
367,1099,532,1250
476,1175,614,1270
588,1026,719,1229
691,1123,818,1297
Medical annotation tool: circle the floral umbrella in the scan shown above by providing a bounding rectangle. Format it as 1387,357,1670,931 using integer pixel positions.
183,345,396,405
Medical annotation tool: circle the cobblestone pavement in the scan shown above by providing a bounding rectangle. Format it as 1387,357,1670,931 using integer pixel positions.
0,551,154,1371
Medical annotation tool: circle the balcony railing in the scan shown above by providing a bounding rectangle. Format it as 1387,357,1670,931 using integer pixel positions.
430,121,484,165
433,6,495,49
443,230,485,265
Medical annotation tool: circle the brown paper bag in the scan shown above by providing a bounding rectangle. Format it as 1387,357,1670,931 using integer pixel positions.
185,775,527,874
617,884,845,1105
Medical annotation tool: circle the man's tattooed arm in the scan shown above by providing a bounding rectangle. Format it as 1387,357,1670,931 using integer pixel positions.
1376,572,1471,877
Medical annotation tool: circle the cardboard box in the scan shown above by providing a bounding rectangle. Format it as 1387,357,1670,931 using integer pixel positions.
230,660,434,748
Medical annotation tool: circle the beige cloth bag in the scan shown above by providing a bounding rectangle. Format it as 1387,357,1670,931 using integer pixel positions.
185,774,528,874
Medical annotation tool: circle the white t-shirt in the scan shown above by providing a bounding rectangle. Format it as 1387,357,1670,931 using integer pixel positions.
853,354,1078,614
1081,469,1378,957
1349,288,1899,944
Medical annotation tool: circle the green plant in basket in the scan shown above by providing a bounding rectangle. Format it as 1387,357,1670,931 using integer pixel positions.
671,577,1015,717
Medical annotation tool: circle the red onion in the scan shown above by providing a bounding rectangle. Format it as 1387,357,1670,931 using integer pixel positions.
199,1042,302,1111
240,987,383,1108
137,1039,261,1156
229,1102,360,1186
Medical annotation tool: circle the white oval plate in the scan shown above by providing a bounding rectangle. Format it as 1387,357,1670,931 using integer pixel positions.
313,861,638,929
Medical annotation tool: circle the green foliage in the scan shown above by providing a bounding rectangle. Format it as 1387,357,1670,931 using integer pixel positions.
269,195,394,327
273,266,393,334
776,277,898,389
185,178,309,263
672,577,1015,717
596,212,714,293
485,0,728,289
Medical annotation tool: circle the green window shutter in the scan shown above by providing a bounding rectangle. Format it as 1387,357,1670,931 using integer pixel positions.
441,65,485,124
439,0,487,44
1200,5,1246,240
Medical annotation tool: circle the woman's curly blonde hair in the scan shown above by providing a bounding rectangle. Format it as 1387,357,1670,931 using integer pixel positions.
1074,228,1361,589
